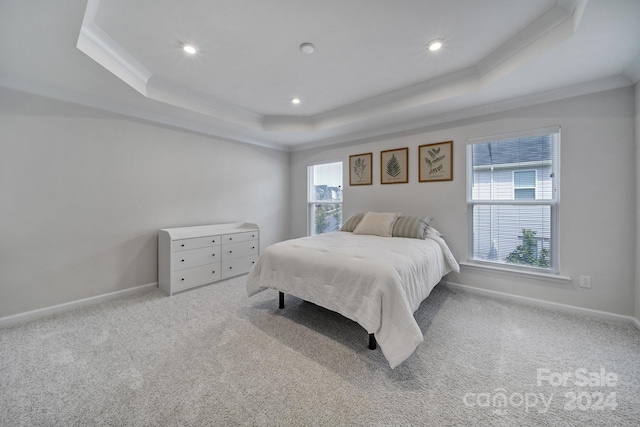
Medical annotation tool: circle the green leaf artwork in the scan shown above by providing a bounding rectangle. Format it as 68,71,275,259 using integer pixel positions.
424,147,446,175
353,157,366,179
386,154,401,177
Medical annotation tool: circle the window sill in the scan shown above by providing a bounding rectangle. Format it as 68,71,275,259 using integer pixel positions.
460,261,573,284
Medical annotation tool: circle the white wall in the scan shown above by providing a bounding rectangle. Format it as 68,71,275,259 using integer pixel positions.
291,86,636,316
0,88,290,319
636,83,640,322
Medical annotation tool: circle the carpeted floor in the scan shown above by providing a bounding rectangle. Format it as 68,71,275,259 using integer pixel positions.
1,276,639,426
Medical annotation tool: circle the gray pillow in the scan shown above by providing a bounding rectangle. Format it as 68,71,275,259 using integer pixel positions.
340,213,365,232
392,216,433,239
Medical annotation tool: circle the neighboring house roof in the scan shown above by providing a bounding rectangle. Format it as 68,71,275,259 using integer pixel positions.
473,135,553,167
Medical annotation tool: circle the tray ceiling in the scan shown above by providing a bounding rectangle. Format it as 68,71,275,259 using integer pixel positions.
2,0,639,150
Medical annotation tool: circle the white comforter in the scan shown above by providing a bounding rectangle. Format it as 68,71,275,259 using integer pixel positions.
245,231,459,369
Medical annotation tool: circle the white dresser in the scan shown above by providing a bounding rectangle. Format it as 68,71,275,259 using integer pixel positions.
158,223,259,296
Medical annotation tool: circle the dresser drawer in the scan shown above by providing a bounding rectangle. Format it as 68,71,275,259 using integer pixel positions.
222,255,258,278
222,231,259,245
222,241,259,260
171,263,222,291
159,223,259,296
172,246,221,271
172,235,221,252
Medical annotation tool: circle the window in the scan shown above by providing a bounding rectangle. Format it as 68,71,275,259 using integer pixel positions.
467,127,560,273
514,170,536,199
308,161,343,235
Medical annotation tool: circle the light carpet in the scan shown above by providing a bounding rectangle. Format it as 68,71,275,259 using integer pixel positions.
1,276,639,426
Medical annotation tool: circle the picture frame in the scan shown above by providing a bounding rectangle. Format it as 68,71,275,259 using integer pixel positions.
349,152,373,186
380,147,408,184
419,141,453,182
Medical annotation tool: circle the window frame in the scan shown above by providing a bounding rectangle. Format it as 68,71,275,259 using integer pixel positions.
466,126,561,275
307,160,343,236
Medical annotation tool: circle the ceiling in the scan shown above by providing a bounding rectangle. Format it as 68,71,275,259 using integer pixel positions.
1,0,639,151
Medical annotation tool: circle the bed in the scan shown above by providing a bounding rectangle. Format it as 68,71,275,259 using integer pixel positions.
245,212,459,368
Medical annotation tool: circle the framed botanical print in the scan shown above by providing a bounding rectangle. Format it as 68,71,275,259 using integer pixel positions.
419,141,453,182
381,147,408,184
349,152,373,186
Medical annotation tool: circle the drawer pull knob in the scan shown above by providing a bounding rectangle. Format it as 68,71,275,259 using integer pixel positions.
212,271,216,274
252,235,255,237
212,240,216,243
229,267,233,269
181,244,185,247
229,238,233,241
252,246,255,249
212,254,215,257
181,278,185,281
252,261,255,264
181,259,185,262
229,250,232,254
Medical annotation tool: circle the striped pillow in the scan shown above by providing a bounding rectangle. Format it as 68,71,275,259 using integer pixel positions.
340,213,365,232
392,216,433,239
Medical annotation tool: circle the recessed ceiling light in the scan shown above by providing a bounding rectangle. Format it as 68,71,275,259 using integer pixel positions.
300,43,315,54
291,97,301,105
182,43,198,54
427,39,443,52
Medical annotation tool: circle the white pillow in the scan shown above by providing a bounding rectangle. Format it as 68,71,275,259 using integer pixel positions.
353,211,401,237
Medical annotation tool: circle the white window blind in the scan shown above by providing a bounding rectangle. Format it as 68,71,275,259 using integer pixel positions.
467,127,560,273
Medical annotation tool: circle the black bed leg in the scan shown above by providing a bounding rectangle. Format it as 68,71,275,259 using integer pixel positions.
368,333,377,350
279,292,285,309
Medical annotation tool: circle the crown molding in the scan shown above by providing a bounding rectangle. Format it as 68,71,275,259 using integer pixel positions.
290,74,633,152
0,74,288,151
1,72,631,153
77,0,589,136
146,76,263,130
77,7,150,96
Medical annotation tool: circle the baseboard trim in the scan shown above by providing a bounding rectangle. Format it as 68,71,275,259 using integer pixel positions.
0,282,158,328
443,281,639,328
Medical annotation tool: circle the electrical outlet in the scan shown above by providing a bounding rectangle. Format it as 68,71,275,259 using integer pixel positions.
579,275,591,289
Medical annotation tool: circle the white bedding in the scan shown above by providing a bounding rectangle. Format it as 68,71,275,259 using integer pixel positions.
245,231,460,369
